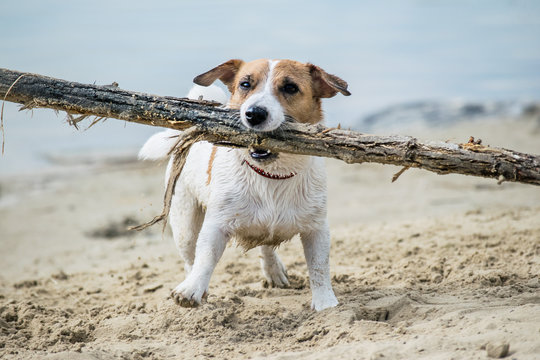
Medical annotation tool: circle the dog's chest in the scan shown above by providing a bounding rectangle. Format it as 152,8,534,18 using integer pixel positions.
217,176,326,249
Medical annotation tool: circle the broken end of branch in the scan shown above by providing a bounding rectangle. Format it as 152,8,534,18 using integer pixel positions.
1,73,29,155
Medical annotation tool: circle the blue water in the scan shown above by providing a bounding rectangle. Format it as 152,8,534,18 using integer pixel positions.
1,0,539,174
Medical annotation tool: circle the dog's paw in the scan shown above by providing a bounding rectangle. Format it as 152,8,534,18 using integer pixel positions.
171,280,207,308
261,255,290,288
311,292,339,311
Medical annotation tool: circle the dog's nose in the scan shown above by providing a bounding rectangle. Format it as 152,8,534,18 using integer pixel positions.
245,106,268,126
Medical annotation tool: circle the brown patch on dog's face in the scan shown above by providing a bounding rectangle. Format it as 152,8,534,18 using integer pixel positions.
272,60,324,124
227,59,269,110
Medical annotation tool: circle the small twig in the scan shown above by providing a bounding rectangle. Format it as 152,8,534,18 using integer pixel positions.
86,116,107,130
1,73,27,154
392,166,411,183
318,127,338,136
66,113,92,130
65,113,107,131
20,100,38,111
468,136,482,145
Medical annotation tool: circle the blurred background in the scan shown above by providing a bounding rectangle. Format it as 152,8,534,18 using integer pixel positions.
2,3,540,358
1,0,539,174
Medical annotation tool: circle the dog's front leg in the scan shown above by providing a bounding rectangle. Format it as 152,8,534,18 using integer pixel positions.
301,223,338,311
171,221,227,307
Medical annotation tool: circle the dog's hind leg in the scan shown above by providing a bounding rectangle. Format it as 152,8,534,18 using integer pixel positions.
169,188,204,275
260,245,290,288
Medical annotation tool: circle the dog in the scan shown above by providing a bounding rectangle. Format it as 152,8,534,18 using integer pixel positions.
139,59,350,311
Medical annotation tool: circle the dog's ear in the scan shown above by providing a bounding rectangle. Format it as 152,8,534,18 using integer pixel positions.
308,64,351,98
193,59,244,92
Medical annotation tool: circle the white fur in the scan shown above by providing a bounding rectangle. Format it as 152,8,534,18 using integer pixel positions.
138,129,179,161
140,68,338,311
187,84,229,105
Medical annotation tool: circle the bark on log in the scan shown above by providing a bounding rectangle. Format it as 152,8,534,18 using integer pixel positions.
1,67,540,186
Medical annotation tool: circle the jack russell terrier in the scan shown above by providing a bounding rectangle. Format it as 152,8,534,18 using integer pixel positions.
139,59,350,311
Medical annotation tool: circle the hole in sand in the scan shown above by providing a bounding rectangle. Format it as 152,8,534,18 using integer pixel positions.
357,294,425,323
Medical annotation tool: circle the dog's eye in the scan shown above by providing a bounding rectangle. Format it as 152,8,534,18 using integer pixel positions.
240,81,251,90
282,83,299,95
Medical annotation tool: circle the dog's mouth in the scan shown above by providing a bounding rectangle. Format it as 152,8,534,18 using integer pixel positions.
249,148,278,162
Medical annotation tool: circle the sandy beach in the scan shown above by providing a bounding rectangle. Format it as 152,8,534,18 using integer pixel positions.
0,116,539,359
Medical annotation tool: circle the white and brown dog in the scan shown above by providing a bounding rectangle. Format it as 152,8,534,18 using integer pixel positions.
140,59,350,311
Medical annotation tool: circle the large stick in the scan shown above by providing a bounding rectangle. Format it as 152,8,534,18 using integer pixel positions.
1,67,539,186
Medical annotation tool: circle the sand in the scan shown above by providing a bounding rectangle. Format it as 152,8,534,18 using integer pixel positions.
1,117,539,359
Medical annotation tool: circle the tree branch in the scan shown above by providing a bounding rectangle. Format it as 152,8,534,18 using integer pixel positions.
1,67,539,186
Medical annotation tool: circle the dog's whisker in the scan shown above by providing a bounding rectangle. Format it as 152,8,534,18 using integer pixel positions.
284,115,297,123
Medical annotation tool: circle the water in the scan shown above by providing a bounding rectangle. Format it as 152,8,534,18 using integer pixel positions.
1,0,539,174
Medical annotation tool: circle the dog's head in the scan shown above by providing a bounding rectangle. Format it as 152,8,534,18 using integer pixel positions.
193,59,350,132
